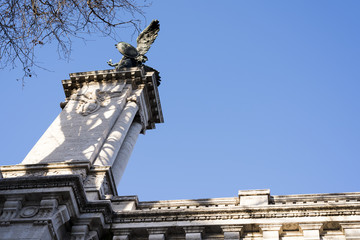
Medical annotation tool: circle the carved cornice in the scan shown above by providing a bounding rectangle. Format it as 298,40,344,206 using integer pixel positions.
62,68,145,98
139,197,239,210
0,175,113,223
113,202,360,224
138,192,360,210
3,174,357,226
0,161,90,180
271,192,360,205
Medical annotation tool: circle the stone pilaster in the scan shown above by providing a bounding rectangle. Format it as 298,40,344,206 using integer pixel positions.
148,227,168,240
93,99,139,166
259,224,282,240
112,121,143,185
183,226,205,240
341,223,360,240
221,225,243,240
299,223,323,240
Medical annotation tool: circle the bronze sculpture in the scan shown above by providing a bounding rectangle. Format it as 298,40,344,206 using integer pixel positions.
107,20,160,69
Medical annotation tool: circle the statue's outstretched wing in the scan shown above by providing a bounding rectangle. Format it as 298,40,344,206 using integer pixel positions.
136,20,160,62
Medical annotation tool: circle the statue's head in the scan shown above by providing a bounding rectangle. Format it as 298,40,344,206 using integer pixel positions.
115,42,139,58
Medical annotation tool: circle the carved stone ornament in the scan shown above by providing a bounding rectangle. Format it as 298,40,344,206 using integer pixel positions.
70,89,122,116
20,206,39,218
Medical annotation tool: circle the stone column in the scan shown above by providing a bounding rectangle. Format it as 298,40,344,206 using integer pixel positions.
259,224,282,240
221,225,243,240
183,226,205,240
299,223,323,240
94,99,139,166
112,121,143,185
341,223,360,240
147,227,168,240
113,229,132,240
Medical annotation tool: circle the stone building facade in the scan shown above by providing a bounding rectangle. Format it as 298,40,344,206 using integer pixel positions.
0,67,359,240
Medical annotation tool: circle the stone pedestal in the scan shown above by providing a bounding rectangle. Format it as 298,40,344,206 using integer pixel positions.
0,66,163,239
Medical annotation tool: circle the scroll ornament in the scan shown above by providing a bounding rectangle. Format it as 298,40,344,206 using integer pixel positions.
70,89,122,116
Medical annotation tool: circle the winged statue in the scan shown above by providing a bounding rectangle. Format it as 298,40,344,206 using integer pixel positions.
107,20,160,70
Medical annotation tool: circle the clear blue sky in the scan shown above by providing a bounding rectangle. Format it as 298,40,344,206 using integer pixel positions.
1,1,359,201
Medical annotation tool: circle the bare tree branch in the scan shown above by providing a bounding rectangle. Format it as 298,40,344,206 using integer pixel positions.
0,0,147,81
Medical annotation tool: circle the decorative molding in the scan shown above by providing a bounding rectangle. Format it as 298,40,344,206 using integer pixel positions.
147,227,168,235
113,229,132,240
183,226,205,233
222,225,243,240
0,175,113,223
221,225,244,232
113,203,360,224
0,174,360,239
0,161,90,181
70,89,123,116
0,198,23,222
83,166,117,198
259,224,283,231
62,68,145,99
19,206,39,218
299,223,323,230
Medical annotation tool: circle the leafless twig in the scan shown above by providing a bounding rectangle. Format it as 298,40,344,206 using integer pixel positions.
0,0,147,81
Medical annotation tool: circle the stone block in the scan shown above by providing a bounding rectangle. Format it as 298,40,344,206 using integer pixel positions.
238,189,270,206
